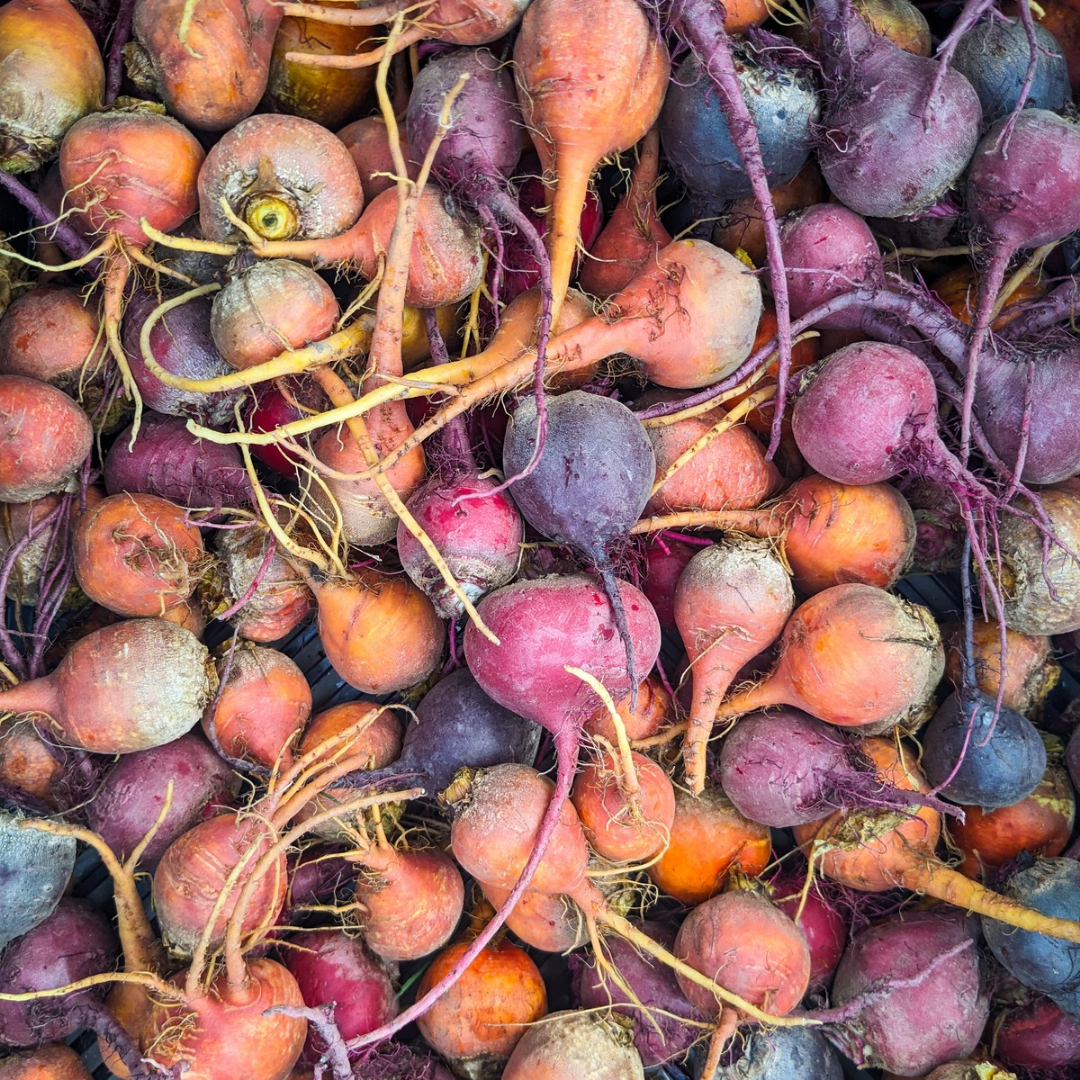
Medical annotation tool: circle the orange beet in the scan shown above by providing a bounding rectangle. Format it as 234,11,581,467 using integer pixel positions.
143,958,306,1080
714,584,942,730
153,811,288,955
779,474,916,594
308,568,445,695
73,492,205,617
0,1044,93,1080
337,116,418,204
942,618,1059,716
203,643,312,769
648,784,770,905
0,376,92,503
417,935,548,1076
0,722,65,807
947,764,1075,879
571,750,675,862
502,1010,644,1080
583,674,673,744
932,262,1045,331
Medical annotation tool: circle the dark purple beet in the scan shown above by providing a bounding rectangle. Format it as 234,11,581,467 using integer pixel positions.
0,898,120,1047
571,920,700,1066
1068,725,1080,793
85,732,240,867
343,668,541,796
352,1044,454,1080
122,287,242,427
716,1027,844,1080
103,413,252,511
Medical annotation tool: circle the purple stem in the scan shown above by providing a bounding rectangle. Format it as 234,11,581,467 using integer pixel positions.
72,999,163,1079
423,307,451,366
106,0,138,105
925,0,998,120
265,1004,353,1080
217,536,277,623
1001,275,1080,338
996,1,1043,151
664,0,794,462
0,169,93,266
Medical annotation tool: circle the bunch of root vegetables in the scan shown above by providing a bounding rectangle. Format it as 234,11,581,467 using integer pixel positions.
6,0,1080,1076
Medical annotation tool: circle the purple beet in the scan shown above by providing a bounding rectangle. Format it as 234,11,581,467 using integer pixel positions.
572,920,700,1066
123,287,242,427
103,413,252,511
85,732,240,867
0,898,120,1047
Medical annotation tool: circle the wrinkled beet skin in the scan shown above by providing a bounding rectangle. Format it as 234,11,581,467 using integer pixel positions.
85,732,240,866
983,858,1080,1018
103,414,251,511
572,921,699,1066
829,909,988,1075
0,899,119,1046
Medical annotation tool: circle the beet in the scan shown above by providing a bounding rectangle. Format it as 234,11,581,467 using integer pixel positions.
826,909,988,1076
982,858,1080,1019
715,1026,844,1080
0,899,119,1047
572,920,699,1066
0,812,76,950
921,690,1047,810
103,413,252,510
85,731,240,866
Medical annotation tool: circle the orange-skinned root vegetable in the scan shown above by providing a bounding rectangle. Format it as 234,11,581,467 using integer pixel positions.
779,474,916,594
58,108,204,422
647,783,771,905
73,492,205,617
153,810,286,955
337,115,418,204
948,763,1075,879
641,389,781,516
993,488,1080,635
712,583,942,731
417,930,547,1080
211,260,339,370
571,749,675,862
793,740,1080,941
577,126,671,299
0,376,92,502
213,522,315,643
0,284,107,389
478,881,588,953
280,0,531,68
676,537,794,793
353,846,466,963
0,723,65,808
198,113,364,243
262,7,377,126
584,674,673,744
305,567,445,696
513,0,671,329
675,889,811,1018
0,618,214,753
142,957,307,1080
222,184,484,308
501,1010,644,1080
0,0,103,173
0,1044,93,1079
203,643,312,771
126,0,283,131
